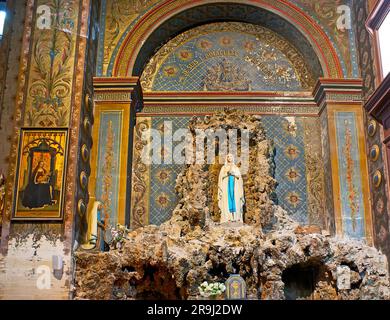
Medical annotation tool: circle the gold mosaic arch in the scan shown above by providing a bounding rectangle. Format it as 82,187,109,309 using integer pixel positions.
113,0,343,78
140,22,316,91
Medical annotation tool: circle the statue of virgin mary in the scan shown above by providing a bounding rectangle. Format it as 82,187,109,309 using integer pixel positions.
218,154,245,223
81,201,106,251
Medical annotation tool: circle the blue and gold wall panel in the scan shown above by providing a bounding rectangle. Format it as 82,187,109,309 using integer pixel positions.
135,115,325,227
335,112,365,239
149,117,191,225
90,104,131,227
326,104,373,244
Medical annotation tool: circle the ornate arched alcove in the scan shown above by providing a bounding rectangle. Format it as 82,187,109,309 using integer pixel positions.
90,0,373,247
140,22,316,92
111,0,344,78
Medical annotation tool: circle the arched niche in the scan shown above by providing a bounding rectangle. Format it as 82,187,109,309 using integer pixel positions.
140,22,317,92
112,1,344,79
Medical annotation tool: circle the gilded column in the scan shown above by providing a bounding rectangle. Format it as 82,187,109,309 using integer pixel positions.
90,77,142,229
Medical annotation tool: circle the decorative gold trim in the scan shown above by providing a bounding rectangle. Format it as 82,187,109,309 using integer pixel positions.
303,117,326,226
78,199,86,217
373,170,382,188
369,145,380,162
85,93,92,111
83,117,91,135
79,171,88,190
113,0,342,78
327,104,373,245
94,91,132,102
367,119,377,137
89,103,131,226
130,117,151,229
81,144,89,163
141,105,319,115
325,93,363,101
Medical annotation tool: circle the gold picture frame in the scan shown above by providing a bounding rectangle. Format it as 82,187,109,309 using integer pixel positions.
12,128,69,220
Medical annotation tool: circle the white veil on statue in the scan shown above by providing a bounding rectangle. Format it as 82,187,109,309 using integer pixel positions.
81,200,102,250
218,154,245,223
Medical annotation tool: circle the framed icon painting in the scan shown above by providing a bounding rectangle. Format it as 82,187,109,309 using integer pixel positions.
12,128,69,220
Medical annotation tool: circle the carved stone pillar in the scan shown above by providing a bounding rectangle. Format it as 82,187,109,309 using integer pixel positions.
314,78,373,245
91,77,142,228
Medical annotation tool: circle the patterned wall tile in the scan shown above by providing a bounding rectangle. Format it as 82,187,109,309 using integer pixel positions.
262,116,308,224
149,117,190,225
147,115,319,226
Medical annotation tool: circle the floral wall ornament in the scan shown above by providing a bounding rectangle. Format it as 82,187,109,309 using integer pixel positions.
155,192,170,209
284,144,300,160
342,119,359,232
333,111,366,240
24,0,79,127
285,191,302,208
130,118,151,228
101,120,115,229
285,167,301,183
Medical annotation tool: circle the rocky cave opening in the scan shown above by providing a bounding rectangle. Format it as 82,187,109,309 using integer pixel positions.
74,111,390,300
120,265,187,300
282,263,321,300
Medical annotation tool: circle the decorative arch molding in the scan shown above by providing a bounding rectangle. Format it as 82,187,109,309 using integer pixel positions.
112,0,344,79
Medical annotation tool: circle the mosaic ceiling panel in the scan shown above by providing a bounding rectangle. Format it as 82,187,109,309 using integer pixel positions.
140,22,315,92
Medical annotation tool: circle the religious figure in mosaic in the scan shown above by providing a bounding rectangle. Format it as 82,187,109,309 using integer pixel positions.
203,59,251,91
218,154,245,223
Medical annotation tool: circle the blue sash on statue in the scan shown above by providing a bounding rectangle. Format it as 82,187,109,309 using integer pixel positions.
228,174,236,214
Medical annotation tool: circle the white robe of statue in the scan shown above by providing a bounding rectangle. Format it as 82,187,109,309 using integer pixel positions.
81,201,102,250
218,154,245,223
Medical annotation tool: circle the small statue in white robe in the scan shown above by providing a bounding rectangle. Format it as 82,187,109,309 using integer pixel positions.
218,154,245,223
81,201,106,251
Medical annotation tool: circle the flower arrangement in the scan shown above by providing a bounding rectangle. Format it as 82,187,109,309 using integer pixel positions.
110,224,130,250
198,281,226,299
